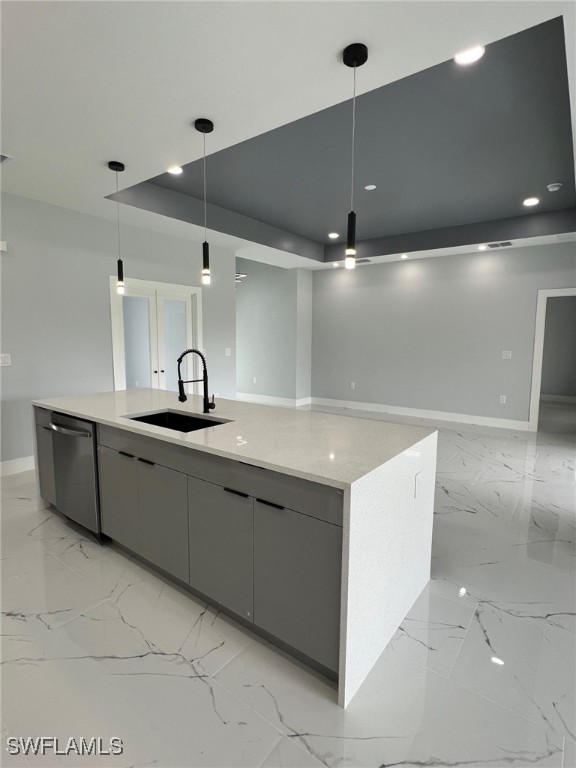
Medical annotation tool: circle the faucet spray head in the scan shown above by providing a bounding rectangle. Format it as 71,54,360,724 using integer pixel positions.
178,380,187,402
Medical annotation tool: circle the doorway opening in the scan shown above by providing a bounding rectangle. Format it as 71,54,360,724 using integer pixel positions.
109,277,203,395
528,287,576,433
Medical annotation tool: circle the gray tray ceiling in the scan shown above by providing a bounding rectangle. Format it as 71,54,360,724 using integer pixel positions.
117,17,575,261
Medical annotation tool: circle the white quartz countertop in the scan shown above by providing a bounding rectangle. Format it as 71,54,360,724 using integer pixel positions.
33,389,436,489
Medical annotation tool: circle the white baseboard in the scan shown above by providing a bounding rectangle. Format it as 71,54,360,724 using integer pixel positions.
310,398,530,431
541,394,576,404
236,393,311,408
1,455,35,477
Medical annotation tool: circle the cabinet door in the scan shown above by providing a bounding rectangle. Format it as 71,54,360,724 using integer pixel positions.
138,460,188,582
254,501,342,673
188,478,253,621
98,446,139,552
35,425,56,506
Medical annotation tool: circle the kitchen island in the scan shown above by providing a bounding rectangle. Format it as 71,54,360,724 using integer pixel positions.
32,389,437,708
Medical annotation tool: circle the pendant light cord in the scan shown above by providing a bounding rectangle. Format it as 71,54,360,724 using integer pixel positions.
115,171,121,259
350,64,357,211
203,132,207,240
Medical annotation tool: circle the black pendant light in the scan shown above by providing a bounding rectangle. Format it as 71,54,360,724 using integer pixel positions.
108,160,126,293
342,43,368,269
195,117,214,285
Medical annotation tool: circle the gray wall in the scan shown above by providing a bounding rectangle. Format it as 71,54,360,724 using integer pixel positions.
312,243,576,422
236,258,311,400
296,269,312,400
541,295,576,397
1,193,237,461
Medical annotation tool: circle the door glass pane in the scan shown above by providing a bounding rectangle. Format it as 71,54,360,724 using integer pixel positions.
163,298,188,392
123,296,151,389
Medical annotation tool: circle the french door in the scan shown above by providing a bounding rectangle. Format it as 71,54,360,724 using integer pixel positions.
110,277,203,394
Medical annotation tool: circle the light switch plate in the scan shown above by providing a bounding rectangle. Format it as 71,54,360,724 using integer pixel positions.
0,353,12,366
502,350,512,359
500,395,506,404
225,347,232,357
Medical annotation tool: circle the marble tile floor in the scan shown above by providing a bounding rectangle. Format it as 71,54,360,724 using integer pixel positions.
1,408,574,767
538,400,576,436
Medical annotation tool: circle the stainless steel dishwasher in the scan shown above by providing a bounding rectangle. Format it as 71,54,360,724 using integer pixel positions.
51,412,101,536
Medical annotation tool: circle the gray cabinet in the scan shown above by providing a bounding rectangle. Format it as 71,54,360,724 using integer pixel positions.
35,424,56,506
98,445,139,552
99,446,188,582
254,500,342,673
188,477,254,621
139,460,188,582
96,424,344,676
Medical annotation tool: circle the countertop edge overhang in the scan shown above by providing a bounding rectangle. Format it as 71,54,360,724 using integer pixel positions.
32,389,436,489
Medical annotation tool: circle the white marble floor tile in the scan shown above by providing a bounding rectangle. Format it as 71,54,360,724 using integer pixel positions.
1,543,154,637
259,736,325,767
1,605,283,767
384,585,477,677
450,603,575,742
432,546,576,634
563,738,576,768
432,511,576,577
215,641,563,767
112,576,255,676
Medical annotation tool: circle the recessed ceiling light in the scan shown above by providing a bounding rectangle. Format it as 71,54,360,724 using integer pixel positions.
478,244,488,251
454,45,485,65
459,587,467,597
523,197,540,207
400,254,408,259
364,184,376,191
491,657,505,666
547,182,563,193
328,232,340,239
167,165,183,175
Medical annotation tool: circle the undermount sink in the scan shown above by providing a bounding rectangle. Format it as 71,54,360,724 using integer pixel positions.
128,410,230,433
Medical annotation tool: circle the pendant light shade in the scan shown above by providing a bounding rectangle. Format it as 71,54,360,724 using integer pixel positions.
108,160,126,293
195,118,214,286
345,211,356,269
202,241,211,286
342,43,368,270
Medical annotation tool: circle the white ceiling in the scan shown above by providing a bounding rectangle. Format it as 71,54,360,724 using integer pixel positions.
2,0,575,262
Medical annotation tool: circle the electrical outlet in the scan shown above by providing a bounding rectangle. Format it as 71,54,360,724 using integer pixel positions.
0,353,12,366
502,351,512,359
500,395,506,404
253,377,257,384
351,382,355,390
225,347,232,357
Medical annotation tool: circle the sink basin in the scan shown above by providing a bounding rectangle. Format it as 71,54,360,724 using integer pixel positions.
128,410,229,433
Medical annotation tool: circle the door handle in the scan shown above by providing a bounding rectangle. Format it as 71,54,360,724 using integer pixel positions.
256,498,285,510
223,487,249,499
50,423,91,438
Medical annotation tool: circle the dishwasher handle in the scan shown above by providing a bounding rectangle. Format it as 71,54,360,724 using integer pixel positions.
50,423,92,438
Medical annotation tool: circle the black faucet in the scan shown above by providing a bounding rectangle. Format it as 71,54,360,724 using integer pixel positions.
177,349,215,414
